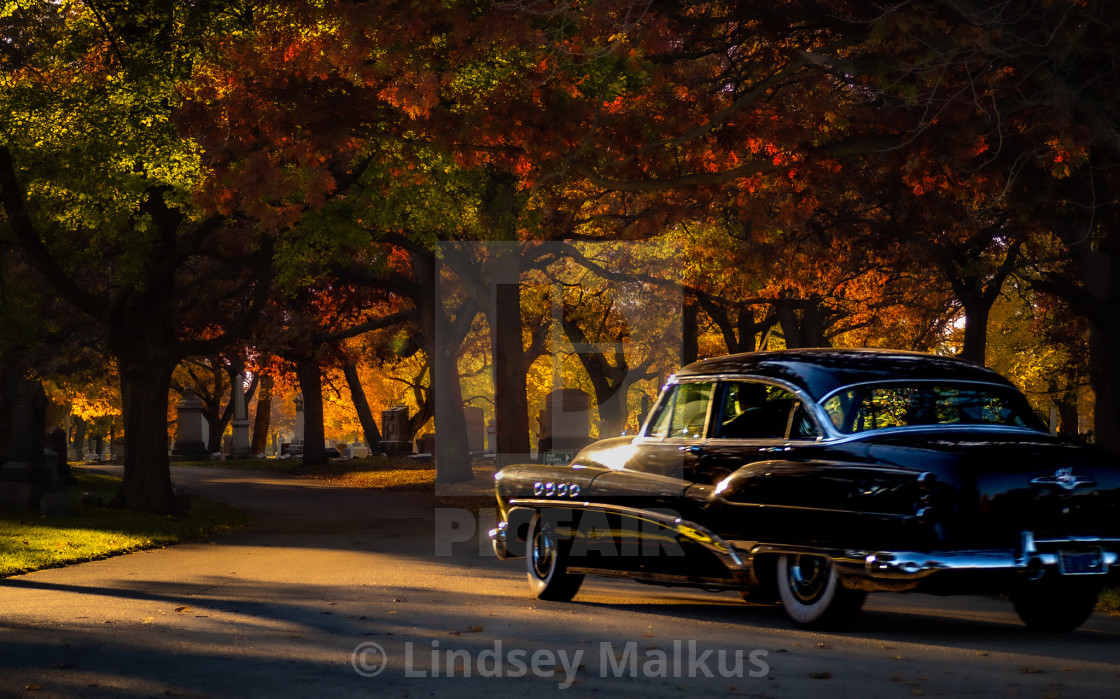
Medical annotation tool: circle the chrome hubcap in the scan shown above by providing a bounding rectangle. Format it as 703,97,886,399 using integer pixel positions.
531,525,555,579
788,555,829,603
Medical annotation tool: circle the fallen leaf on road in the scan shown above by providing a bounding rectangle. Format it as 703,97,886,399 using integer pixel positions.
174,606,190,613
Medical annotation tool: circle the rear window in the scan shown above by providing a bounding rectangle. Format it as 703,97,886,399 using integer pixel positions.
822,382,1046,434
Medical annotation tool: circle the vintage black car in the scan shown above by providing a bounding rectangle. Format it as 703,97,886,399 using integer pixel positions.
490,349,1120,630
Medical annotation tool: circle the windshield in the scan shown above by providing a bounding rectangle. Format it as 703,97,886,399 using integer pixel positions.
821,382,1046,434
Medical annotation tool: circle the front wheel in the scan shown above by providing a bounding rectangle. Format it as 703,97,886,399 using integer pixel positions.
527,512,583,601
1011,578,1100,632
776,554,866,628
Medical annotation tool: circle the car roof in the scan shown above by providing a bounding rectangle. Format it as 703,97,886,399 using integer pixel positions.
674,348,1015,402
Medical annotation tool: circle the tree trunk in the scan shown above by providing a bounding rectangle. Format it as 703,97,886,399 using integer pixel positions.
595,380,628,438
493,279,532,466
559,309,630,438
958,296,991,366
250,373,273,454
109,348,179,514
204,362,227,452
681,298,699,365
413,250,473,482
1056,396,1080,437
1088,320,1120,452
342,357,381,449
297,359,328,467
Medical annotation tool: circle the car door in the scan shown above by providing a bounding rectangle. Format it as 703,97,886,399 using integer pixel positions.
583,380,715,571
696,379,832,540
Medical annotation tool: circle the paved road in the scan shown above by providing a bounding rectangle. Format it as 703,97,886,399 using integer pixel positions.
2,466,1118,698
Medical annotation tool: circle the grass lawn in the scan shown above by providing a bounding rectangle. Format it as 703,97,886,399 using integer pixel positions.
0,469,249,578
1098,587,1120,615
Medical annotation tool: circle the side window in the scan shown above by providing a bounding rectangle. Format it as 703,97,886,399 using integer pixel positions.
644,391,673,438
669,382,713,438
643,382,713,439
716,382,819,440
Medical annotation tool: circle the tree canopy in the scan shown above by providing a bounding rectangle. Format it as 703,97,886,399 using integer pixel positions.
2,0,1117,512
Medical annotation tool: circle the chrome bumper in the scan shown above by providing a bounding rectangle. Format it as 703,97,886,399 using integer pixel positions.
489,521,510,559
743,532,1120,585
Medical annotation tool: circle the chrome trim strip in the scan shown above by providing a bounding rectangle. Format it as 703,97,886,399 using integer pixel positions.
717,500,913,519
820,424,1049,446
730,532,1120,581
506,498,746,570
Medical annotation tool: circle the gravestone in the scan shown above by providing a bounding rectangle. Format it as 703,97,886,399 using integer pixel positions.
229,372,252,457
171,389,209,459
538,388,593,457
0,376,56,507
48,426,74,484
282,395,306,457
415,432,436,455
292,393,305,447
379,406,412,455
463,406,485,453
486,418,496,453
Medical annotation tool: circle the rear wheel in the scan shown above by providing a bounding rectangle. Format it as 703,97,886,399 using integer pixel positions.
1011,578,1100,632
776,554,866,628
527,511,583,601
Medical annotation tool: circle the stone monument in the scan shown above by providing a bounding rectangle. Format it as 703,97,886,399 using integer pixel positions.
379,406,412,455
229,372,253,458
171,388,209,459
282,394,306,457
0,376,56,507
463,406,485,453
538,388,593,456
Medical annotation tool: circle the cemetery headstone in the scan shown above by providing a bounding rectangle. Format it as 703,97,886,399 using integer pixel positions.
230,372,252,457
282,395,306,456
379,406,412,455
538,388,593,459
0,376,56,507
463,406,485,453
171,388,209,460
416,432,436,455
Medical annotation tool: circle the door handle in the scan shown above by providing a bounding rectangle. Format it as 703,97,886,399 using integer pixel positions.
679,445,704,456
759,446,791,453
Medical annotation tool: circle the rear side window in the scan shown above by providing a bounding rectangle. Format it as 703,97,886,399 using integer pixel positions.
715,381,819,440
822,382,1046,434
